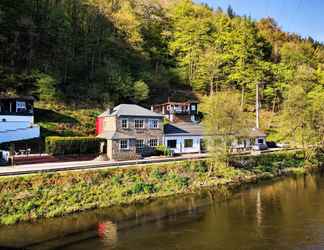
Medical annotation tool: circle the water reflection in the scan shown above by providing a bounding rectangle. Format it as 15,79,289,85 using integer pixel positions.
98,221,117,248
1,175,324,250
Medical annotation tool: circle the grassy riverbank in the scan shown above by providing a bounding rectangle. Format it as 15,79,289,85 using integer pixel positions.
0,151,322,225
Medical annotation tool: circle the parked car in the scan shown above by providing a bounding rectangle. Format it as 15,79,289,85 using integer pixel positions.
276,143,289,148
266,141,277,148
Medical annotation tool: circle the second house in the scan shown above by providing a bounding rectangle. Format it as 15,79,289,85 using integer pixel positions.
96,104,164,161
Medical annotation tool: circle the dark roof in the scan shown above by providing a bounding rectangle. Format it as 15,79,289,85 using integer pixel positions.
164,122,204,136
164,123,266,138
0,96,35,101
99,104,164,118
154,100,198,107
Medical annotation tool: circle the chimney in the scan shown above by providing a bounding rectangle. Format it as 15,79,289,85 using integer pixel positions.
106,107,111,115
151,105,154,111
170,114,175,122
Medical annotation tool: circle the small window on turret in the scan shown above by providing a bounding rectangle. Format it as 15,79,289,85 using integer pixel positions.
16,101,27,113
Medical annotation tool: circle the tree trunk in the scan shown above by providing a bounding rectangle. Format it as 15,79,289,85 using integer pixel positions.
267,95,277,129
210,77,214,96
241,86,245,111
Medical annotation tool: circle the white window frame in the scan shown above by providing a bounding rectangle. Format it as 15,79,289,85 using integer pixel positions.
120,139,129,150
149,139,158,147
136,139,145,153
135,119,145,129
121,118,129,129
16,101,27,113
149,119,159,129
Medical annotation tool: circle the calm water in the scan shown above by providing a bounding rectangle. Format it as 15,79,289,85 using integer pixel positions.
1,174,324,250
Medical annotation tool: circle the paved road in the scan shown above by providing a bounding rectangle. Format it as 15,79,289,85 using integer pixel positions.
0,154,209,176
0,148,296,177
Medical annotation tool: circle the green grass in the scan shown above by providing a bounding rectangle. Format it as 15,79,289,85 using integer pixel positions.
35,101,101,137
0,151,321,225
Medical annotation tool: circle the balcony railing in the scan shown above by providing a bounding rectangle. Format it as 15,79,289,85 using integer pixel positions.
0,110,34,116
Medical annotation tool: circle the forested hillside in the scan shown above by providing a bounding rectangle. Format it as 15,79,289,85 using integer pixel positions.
0,0,323,136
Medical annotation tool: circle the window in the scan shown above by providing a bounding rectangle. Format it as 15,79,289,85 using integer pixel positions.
135,119,145,129
16,101,27,113
121,119,128,129
120,139,129,150
136,139,144,152
191,104,196,111
257,138,264,144
149,119,159,129
149,139,158,147
184,139,193,148
167,140,177,149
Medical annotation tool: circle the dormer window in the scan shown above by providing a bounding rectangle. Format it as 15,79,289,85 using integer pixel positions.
135,119,144,129
121,119,128,129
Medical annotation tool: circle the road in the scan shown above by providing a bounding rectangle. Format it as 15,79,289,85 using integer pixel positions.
0,154,209,176
0,148,295,177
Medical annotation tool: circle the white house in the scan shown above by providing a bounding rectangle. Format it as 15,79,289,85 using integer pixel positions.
232,127,268,151
0,96,40,144
163,122,267,154
163,122,205,154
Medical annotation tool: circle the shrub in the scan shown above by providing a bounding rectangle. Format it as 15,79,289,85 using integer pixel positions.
169,174,190,188
130,182,157,194
45,136,104,155
192,161,209,173
150,168,165,180
155,144,172,156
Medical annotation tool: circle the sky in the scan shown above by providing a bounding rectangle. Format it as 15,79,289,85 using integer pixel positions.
197,0,324,43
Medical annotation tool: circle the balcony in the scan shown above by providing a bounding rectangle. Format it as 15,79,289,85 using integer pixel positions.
0,110,34,116
0,125,40,144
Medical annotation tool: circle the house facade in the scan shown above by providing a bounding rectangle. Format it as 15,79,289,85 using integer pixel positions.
96,104,164,161
152,100,199,123
232,128,268,151
164,123,267,154
163,122,205,154
0,96,40,144
96,103,268,160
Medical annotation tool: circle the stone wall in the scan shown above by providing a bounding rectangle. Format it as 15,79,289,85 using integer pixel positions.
105,116,164,160
111,139,139,161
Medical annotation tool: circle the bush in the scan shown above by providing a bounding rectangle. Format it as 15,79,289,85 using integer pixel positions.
45,136,104,155
155,144,172,156
150,168,165,180
191,161,209,173
130,182,157,194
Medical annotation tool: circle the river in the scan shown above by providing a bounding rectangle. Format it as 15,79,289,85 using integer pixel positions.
1,174,324,250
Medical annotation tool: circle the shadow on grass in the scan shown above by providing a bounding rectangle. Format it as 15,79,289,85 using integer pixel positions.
35,108,78,123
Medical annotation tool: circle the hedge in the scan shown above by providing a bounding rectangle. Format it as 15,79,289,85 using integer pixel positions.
45,136,104,155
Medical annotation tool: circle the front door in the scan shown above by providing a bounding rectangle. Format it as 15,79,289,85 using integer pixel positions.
200,139,206,152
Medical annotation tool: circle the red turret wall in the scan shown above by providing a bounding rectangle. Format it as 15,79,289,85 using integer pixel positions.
96,117,104,135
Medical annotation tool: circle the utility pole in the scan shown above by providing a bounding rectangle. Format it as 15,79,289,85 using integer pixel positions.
256,82,260,129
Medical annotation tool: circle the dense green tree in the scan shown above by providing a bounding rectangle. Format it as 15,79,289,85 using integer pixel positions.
279,84,324,159
0,0,323,126
200,91,252,170
133,80,150,102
